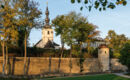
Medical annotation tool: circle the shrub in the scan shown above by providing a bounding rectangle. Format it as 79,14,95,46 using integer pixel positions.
119,42,130,72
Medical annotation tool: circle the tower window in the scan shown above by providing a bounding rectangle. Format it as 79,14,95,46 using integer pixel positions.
105,51,106,54
51,31,53,33
48,31,49,34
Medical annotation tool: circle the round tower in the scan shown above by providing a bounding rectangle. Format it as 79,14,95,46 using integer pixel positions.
98,44,110,72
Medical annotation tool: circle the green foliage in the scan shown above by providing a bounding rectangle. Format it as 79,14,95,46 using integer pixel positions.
27,47,61,57
91,47,98,57
70,0,127,11
119,42,130,71
105,30,128,58
71,0,75,3
0,0,19,47
0,0,42,50
52,12,99,57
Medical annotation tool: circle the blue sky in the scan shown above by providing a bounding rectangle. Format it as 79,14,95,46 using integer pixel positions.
29,0,130,47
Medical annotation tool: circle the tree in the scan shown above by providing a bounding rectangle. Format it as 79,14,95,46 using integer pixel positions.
0,0,19,74
0,0,42,75
70,0,127,11
52,12,99,57
85,24,99,55
119,42,130,72
15,0,42,74
52,15,66,57
105,30,128,58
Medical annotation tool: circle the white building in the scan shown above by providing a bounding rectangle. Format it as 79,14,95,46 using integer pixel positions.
82,37,107,48
35,6,59,49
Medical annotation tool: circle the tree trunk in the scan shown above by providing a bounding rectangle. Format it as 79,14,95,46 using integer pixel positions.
79,42,82,55
87,40,90,54
79,42,84,73
60,41,64,58
24,32,27,75
58,38,64,72
60,36,64,58
5,46,8,75
2,42,5,75
69,44,72,74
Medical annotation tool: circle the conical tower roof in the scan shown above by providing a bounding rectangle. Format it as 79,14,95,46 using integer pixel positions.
44,5,51,28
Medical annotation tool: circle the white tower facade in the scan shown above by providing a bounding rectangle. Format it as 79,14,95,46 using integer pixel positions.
42,28,53,45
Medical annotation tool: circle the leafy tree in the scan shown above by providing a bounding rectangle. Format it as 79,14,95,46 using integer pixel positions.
52,15,66,57
70,0,127,11
0,0,19,74
52,12,99,58
85,24,99,54
15,0,42,74
119,42,130,72
105,30,128,58
0,0,42,75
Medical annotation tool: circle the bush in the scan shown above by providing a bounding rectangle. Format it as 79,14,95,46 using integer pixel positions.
119,42,130,72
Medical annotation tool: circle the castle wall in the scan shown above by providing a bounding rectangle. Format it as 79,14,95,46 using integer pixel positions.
0,57,127,75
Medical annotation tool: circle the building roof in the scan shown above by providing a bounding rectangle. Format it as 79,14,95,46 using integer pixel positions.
34,39,42,47
44,40,59,48
99,44,108,49
34,39,60,49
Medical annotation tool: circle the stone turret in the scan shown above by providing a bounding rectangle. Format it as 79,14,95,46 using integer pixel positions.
98,44,110,72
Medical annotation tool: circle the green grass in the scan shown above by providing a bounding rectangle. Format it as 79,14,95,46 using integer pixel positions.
0,77,31,80
46,74,130,80
0,74,129,80
0,78,29,80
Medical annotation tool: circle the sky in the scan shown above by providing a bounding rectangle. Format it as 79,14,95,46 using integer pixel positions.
29,0,130,47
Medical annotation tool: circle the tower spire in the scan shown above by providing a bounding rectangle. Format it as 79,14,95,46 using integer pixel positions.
45,2,51,28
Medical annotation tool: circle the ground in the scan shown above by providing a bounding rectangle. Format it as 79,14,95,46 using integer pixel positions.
0,74,129,80
45,74,130,80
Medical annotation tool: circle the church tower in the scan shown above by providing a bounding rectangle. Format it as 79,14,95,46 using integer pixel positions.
42,5,53,45
35,4,59,49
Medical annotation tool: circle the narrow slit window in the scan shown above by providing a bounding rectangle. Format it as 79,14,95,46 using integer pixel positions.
48,31,49,34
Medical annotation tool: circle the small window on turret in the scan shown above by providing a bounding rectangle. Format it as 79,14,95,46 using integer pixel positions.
51,31,53,33
48,31,49,34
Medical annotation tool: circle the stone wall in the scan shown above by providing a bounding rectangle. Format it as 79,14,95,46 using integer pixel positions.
0,57,127,75
111,59,128,72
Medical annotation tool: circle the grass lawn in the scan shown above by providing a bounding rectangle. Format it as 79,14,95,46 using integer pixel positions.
46,74,130,80
0,77,29,80
0,74,129,80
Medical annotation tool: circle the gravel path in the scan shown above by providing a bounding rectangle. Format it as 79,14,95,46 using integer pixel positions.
114,73,130,78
